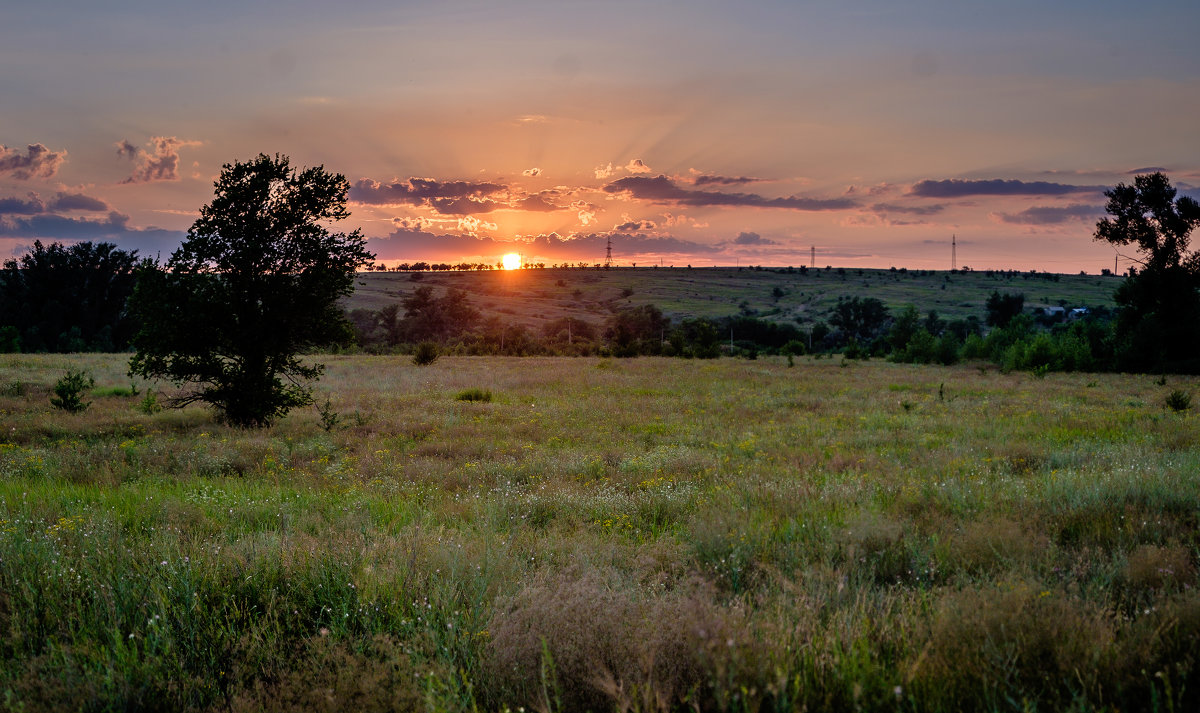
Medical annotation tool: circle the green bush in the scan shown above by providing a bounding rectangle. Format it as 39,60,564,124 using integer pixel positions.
50,369,94,412
1165,389,1192,412
412,341,440,366
455,388,493,402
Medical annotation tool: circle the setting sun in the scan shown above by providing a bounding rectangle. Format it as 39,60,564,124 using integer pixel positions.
501,253,522,270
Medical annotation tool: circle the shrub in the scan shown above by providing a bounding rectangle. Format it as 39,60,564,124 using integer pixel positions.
454,388,492,402
1165,389,1192,412
50,369,94,412
412,341,440,366
137,390,163,415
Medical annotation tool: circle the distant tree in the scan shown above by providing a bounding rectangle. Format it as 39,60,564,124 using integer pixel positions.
1094,172,1200,373
606,304,670,356
0,240,141,352
985,291,1025,328
829,296,890,349
128,153,373,427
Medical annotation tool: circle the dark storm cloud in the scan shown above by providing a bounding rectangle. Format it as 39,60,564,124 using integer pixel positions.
997,203,1105,225
604,175,857,210
0,143,67,180
615,218,657,231
732,231,777,245
692,174,762,186
871,202,945,215
121,137,197,184
910,178,1101,198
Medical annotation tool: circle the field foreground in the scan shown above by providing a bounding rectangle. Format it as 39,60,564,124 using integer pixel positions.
1,354,1198,712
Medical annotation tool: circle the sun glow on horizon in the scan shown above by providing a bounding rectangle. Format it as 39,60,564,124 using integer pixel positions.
501,252,522,270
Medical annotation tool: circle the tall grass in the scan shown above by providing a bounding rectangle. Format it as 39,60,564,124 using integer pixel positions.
0,354,1197,711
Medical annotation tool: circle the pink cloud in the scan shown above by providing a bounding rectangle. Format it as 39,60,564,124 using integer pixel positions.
0,143,67,180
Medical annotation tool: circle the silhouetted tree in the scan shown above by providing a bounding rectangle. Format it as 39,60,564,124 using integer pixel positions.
0,240,141,352
1094,172,1200,372
829,296,890,349
128,153,373,426
985,291,1025,328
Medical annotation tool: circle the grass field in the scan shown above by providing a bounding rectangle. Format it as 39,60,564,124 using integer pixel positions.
1,353,1197,711
346,267,1120,335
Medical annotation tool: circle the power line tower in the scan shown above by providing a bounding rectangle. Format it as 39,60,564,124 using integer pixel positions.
951,234,957,271
604,235,613,269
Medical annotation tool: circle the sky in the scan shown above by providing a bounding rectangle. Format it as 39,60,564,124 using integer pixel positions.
3,0,1199,272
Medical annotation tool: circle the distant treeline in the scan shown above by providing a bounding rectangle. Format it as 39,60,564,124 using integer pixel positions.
1,240,1189,374
344,284,1133,373
0,241,143,353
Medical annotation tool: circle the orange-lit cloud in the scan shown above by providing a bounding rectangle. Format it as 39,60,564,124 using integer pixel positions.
119,137,202,184
0,143,66,180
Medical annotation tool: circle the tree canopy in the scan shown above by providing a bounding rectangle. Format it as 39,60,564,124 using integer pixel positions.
128,153,374,426
1094,172,1200,373
0,240,141,352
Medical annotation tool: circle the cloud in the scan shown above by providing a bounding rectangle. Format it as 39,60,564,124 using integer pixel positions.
0,211,185,257
594,163,616,179
115,140,138,159
47,192,109,212
604,175,857,210
0,143,67,180
732,231,777,245
350,177,506,210
0,194,45,215
456,215,498,235
692,174,761,186
572,200,596,226
120,136,201,184
0,191,109,215
522,167,541,177
871,202,945,216
625,159,652,174
367,227,720,262
910,178,1101,198
1127,166,1169,175
996,203,1105,225
615,215,657,231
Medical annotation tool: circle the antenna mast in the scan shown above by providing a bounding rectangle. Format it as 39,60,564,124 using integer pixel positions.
951,234,957,271
604,235,613,269
810,245,815,268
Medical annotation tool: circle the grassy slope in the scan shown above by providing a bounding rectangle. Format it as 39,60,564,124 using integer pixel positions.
346,267,1121,334
1,353,1197,711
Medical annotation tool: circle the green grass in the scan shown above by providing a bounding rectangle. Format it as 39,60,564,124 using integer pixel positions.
346,267,1120,336
0,353,1197,711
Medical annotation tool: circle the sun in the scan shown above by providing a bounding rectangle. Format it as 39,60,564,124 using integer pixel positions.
501,252,523,270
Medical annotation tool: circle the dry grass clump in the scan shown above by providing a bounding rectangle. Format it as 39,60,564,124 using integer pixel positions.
938,517,1050,578
483,567,773,712
839,511,913,585
230,634,423,713
911,581,1114,709
1119,543,1196,600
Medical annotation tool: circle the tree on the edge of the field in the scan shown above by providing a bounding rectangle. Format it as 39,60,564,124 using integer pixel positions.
128,153,374,427
0,240,142,352
1094,172,1200,373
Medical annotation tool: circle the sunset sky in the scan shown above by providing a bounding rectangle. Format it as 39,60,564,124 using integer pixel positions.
3,1,1198,272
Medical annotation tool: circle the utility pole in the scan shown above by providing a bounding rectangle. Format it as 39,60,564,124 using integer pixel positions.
811,245,815,268
951,234,957,271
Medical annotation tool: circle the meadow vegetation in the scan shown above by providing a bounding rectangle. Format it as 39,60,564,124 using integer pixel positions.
1,353,1198,711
